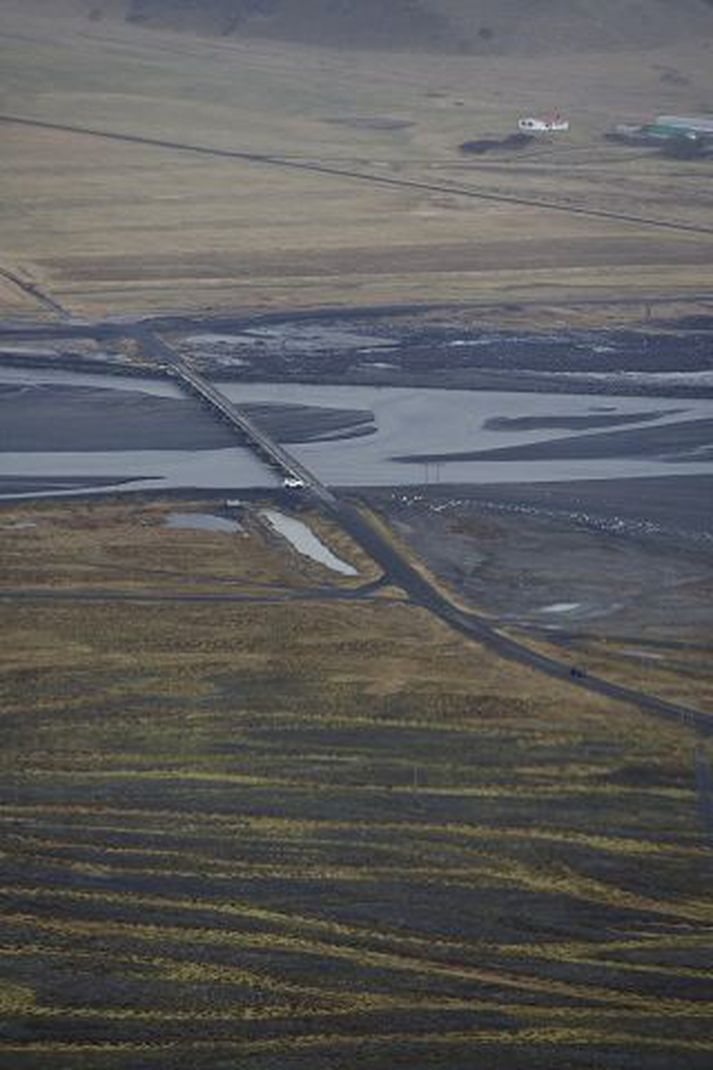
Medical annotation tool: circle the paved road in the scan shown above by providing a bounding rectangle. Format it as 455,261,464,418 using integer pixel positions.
0,585,401,606
0,264,68,318
132,326,713,737
3,113,713,238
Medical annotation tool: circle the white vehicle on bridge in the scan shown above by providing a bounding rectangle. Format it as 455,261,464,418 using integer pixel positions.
283,476,305,489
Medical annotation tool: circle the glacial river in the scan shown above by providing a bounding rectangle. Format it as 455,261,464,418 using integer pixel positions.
0,367,711,498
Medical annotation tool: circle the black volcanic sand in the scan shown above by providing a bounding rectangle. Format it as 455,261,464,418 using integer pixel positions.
444,473,713,539
0,475,149,495
483,410,682,431
367,475,713,640
181,322,713,397
241,402,375,443
393,416,713,464
0,383,375,451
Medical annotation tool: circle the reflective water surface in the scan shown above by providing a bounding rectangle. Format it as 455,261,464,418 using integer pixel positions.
1,367,711,498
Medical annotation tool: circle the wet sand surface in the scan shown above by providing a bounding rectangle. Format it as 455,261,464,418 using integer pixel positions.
392,416,713,464
0,382,236,452
0,383,375,452
0,474,147,495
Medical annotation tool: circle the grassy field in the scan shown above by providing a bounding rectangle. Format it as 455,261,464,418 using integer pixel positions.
1,7,712,319
0,499,375,593
0,497,711,1068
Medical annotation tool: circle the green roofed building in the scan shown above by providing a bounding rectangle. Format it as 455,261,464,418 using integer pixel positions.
607,114,713,154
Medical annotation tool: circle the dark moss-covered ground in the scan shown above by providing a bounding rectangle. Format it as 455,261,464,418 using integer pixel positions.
0,499,711,1069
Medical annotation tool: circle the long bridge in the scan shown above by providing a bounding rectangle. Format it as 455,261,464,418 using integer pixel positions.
132,326,337,507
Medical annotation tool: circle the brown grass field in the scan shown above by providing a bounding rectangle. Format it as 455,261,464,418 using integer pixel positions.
0,6,712,320
0,499,375,593
0,498,711,1068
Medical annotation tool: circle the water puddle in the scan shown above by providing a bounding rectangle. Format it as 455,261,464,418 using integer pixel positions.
539,603,582,614
261,509,358,576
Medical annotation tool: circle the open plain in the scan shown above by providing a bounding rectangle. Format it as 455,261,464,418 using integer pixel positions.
1,3,713,320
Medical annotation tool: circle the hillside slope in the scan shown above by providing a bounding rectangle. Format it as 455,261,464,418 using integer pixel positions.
17,0,713,53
